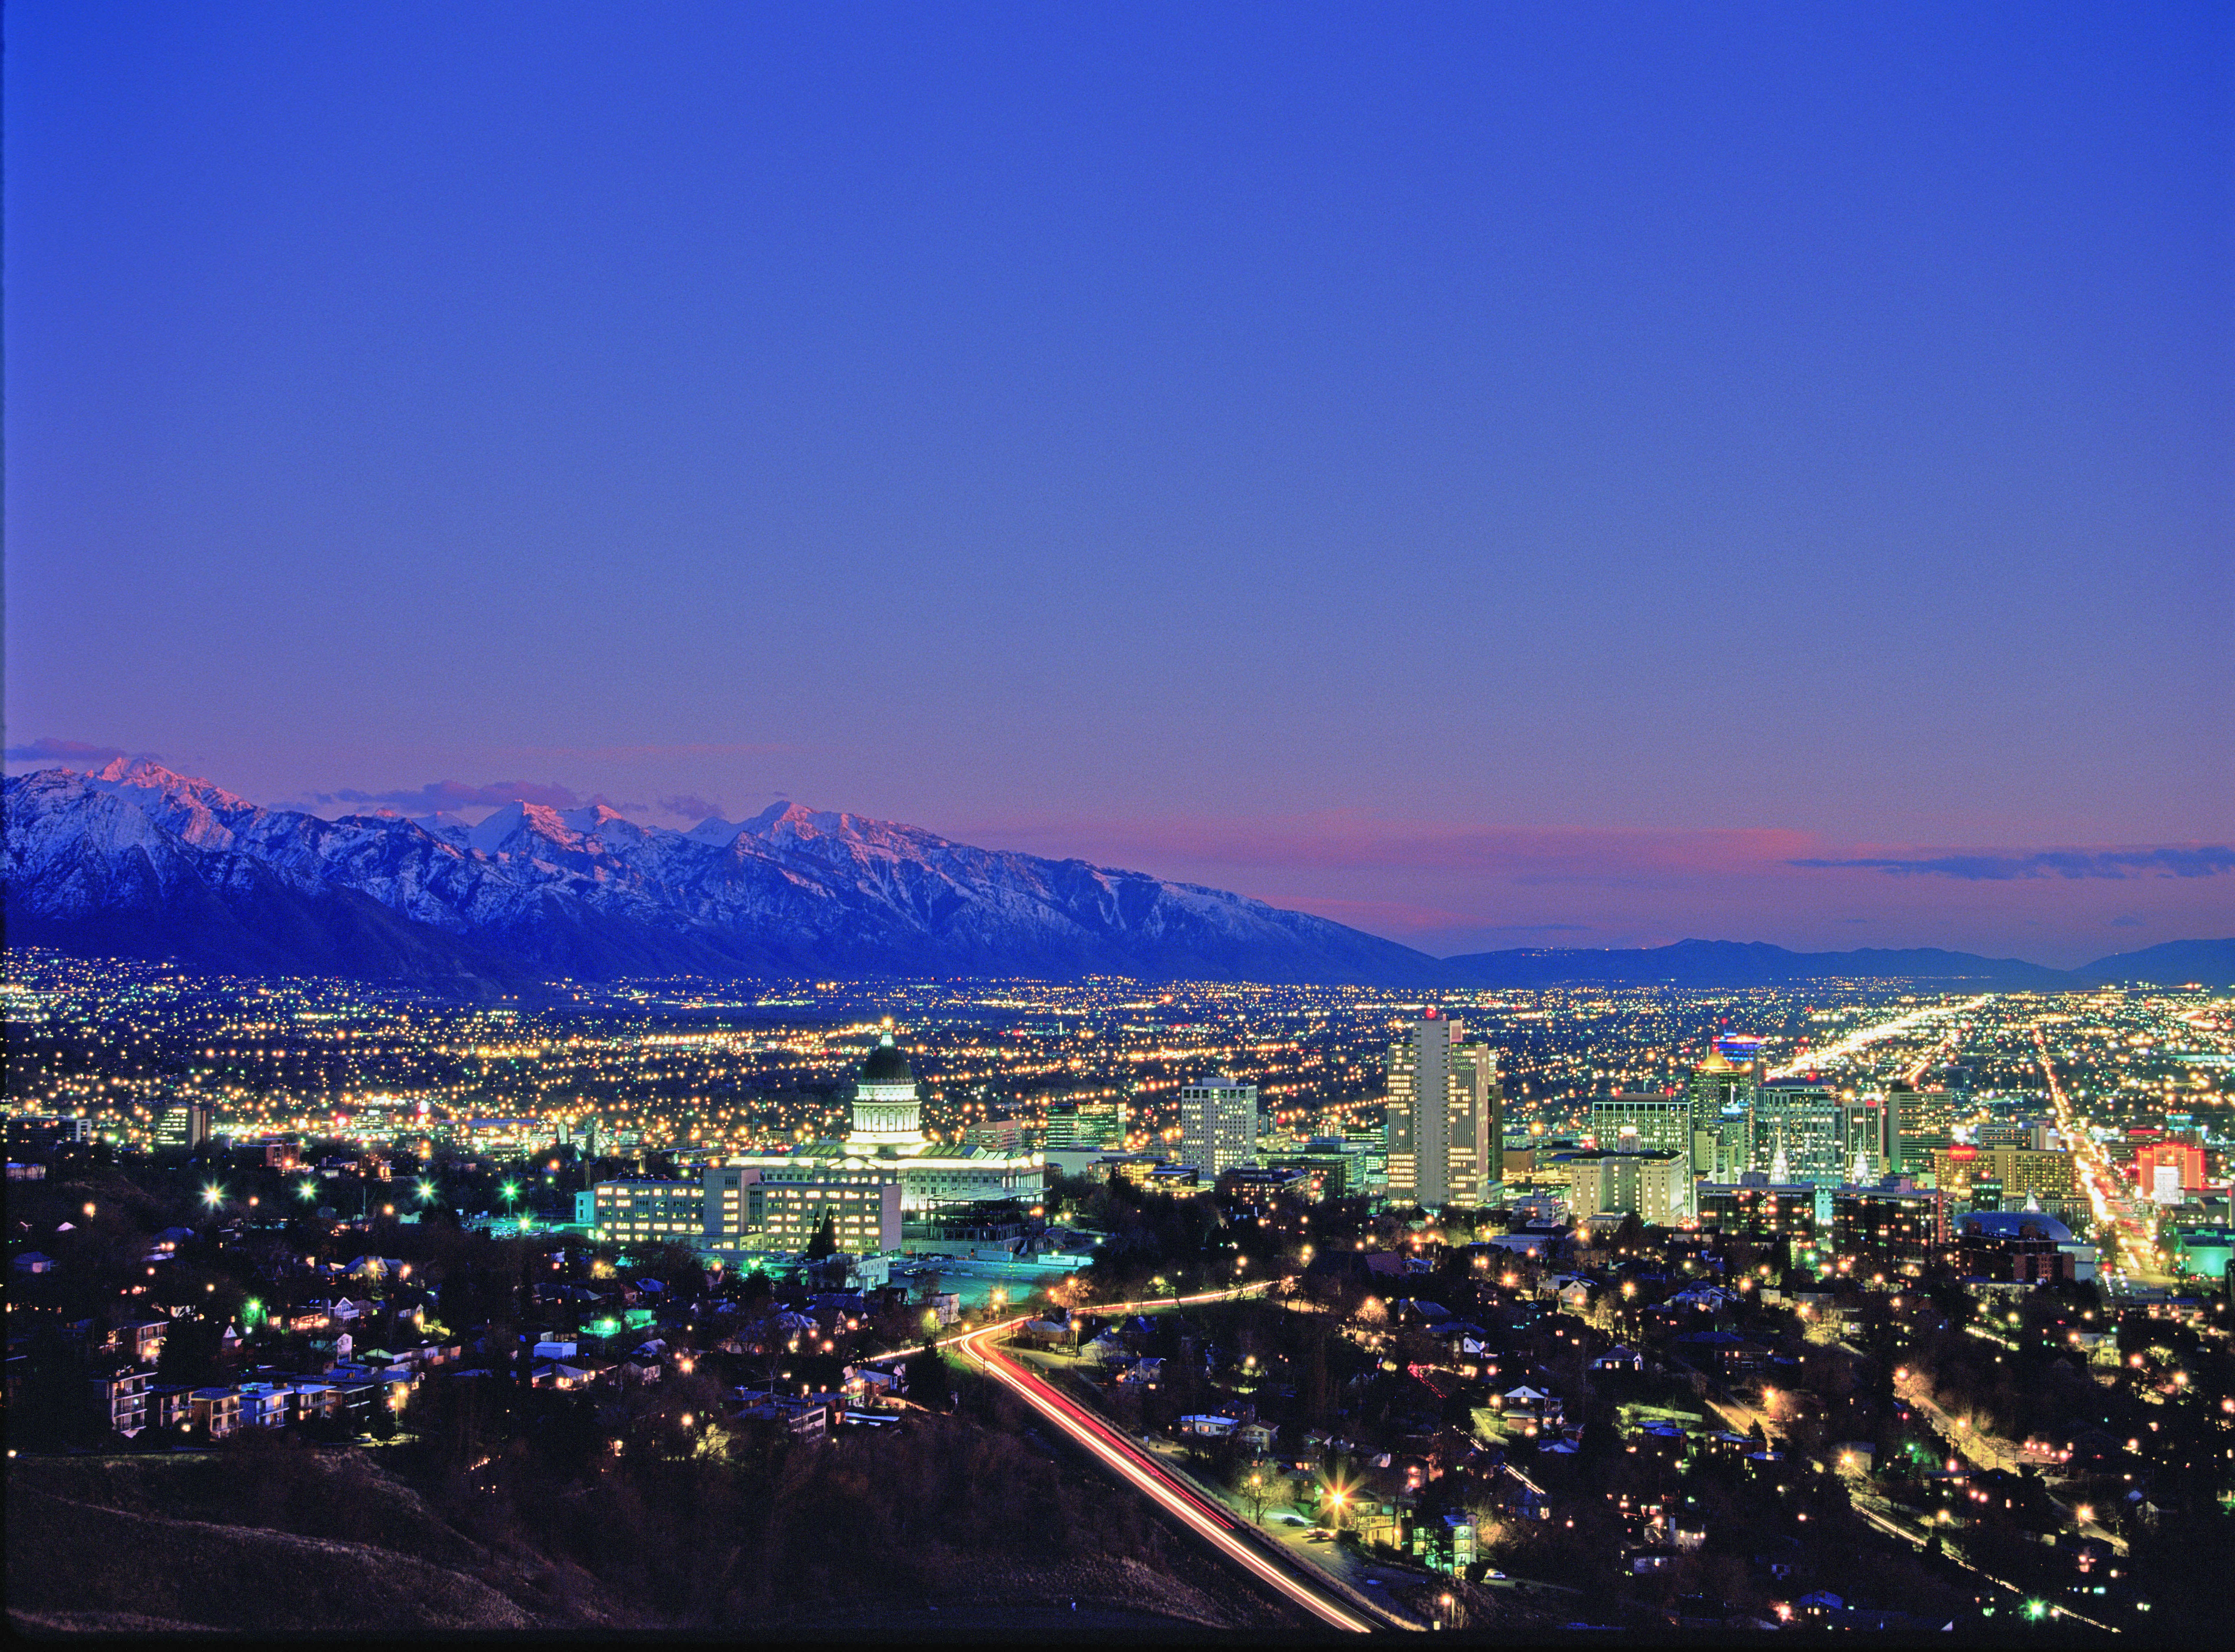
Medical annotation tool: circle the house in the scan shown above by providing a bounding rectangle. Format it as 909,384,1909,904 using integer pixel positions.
1438,1321,1494,1357
734,1388,830,1443
1178,1414,1239,1437
1114,1356,1164,1387
1392,1298,1452,1326
1590,1345,1644,1373
1500,1385,1563,1424
13,1252,56,1275
844,1365,904,1407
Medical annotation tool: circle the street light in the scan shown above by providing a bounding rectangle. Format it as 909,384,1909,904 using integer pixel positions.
202,1184,225,1211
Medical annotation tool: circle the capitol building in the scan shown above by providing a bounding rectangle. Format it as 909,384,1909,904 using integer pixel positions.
727,1027,1042,1249
587,1026,1041,1259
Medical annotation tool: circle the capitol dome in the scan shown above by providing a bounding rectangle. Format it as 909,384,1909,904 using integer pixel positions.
849,1030,924,1149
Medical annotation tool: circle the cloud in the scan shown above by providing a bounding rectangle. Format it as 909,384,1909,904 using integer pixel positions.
1792,846,2235,881
960,810,1820,882
317,779,615,812
6,737,130,765
657,793,724,821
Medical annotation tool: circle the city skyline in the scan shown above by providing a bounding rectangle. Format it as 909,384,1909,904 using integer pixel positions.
6,4,2229,967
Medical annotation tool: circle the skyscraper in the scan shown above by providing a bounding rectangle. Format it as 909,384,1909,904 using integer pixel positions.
1685,1048,1758,1174
1178,1076,1258,1177
1750,1081,1844,1185
1385,1013,1499,1208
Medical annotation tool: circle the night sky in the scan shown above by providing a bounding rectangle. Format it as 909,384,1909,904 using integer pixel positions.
7,3,2230,964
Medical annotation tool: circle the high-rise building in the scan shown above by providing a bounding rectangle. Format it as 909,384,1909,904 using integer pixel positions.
1685,1050,1757,1174
1930,1145,2078,1215
1385,1015,1499,1207
1591,1094,1693,1157
2135,1140,2206,1196
1559,1148,1695,1225
1178,1076,1259,1178
1892,1084,1955,1175
1750,1082,1844,1185
1839,1097,1892,1181
1709,1104,1754,1179
964,1119,1028,1155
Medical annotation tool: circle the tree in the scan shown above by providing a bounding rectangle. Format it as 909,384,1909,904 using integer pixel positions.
156,1316,224,1388
905,1343,955,1411
805,1210,838,1261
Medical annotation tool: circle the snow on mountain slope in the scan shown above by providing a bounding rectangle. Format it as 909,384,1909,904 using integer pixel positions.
3,762,1441,986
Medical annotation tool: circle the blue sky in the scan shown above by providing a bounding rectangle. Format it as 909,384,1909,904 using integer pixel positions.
7,2,2230,963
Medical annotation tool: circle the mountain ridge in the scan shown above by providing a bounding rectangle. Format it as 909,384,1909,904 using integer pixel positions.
3,762,1441,989
6,761,2228,990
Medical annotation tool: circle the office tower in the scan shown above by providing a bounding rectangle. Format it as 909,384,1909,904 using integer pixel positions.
1591,1093,1693,1156
1929,1145,2078,1215
2135,1141,2205,1198
1046,1098,1125,1150
1178,1076,1259,1177
1711,1104,1754,1179
153,1103,210,1151
964,1119,1027,1155
1564,1149,1695,1225
1892,1084,1954,1175
1686,1049,1758,1174
1839,1096,1891,1181
1385,1014,1499,1207
1750,1081,1844,1185
1451,1042,1500,1205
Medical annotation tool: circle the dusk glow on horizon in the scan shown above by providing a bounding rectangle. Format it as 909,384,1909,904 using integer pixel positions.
7,2,2230,964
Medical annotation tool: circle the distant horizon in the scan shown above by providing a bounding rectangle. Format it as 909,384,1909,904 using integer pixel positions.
9,752,2228,973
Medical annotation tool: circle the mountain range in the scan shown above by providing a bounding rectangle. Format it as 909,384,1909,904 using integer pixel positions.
5,761,2230,993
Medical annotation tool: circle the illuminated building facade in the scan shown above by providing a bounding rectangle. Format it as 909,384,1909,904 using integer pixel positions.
1385,1014,1499,1208
731,1030,1041,1247
1750,1082,1844,1185
1685,1050,1757,1173
1590,1094,1693,1158
1930,1145,2078,1216
1557,1147,1695,1225
1178,1075,1259,1177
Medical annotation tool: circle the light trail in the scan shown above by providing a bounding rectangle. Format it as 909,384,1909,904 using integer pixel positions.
950,1312,1384,1633
1768,996,1991,1081
1900,1012,1975,1087
2033,1028,2162,1284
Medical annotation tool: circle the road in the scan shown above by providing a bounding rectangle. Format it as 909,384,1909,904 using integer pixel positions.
948,1311,1390,1633
2033,1029,2166,1286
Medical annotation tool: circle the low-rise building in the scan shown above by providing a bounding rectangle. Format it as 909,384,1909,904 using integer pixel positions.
88,1367,152,1436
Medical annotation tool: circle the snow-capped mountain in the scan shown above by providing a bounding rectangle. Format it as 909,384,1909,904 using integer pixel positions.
3,760,1442,988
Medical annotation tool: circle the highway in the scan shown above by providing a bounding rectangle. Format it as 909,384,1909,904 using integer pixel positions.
947,1303,1388,1633
2033,1028,2165,1285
